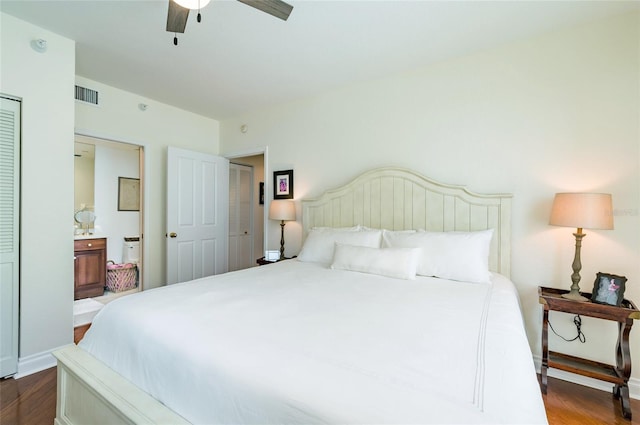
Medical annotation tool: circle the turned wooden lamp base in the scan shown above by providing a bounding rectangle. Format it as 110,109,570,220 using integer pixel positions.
561,229,589,302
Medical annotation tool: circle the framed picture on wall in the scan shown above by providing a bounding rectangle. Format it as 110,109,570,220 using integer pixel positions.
591,272,627,306
273,170,294,200
118,177,140,211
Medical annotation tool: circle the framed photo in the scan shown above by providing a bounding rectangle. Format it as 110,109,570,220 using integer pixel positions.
273,169,294,200
591,272,627,306
118,177,140,211
259,182,264,205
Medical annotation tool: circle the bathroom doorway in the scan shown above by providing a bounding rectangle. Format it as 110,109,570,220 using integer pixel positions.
73,134,144,332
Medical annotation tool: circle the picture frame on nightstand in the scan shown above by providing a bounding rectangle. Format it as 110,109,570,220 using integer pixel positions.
591,272,627,306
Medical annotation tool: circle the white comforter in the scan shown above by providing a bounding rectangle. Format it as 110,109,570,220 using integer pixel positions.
80,260,547,424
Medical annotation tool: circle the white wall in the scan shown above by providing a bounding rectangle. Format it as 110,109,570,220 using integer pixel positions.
75,77,220,289
94,144,139,264
221,12,640,386
0,14,76,365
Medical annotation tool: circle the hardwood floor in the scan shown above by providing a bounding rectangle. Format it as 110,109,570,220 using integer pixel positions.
1,367,56,425
1,368,639,424
542,376,640,425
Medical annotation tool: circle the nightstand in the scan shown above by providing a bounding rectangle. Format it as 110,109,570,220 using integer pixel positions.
539,286,639,419
257,257,276,266
256,256,294,266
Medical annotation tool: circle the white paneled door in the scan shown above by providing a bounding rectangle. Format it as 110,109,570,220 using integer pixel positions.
0,96,20,378
228,163,254,271
166,147,229,284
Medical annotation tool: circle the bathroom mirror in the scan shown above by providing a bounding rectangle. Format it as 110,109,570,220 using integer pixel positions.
74,209,96,235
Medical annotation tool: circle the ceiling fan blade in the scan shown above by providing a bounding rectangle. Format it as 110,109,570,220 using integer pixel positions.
166,0,190,33
237,0,293,21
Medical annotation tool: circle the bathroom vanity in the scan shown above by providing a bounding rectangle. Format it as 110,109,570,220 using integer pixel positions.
74,237,106,300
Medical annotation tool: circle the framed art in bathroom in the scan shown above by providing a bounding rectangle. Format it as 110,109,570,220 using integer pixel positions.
118,177,140,211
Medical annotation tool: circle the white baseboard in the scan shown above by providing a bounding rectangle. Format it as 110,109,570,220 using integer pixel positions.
533,355,640,400
15,344,72,379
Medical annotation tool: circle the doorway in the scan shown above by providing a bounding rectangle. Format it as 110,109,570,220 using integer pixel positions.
226,152,265,270
73,134,144,329
229,162,254,271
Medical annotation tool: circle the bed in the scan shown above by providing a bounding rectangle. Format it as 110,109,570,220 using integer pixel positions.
53,167,547,425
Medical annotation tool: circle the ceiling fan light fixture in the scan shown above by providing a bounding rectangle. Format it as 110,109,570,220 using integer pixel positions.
166,0,293,44
174,0,211,10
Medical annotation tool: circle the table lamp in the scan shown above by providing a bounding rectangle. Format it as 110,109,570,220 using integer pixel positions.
549,193,613,301
269,200,296,260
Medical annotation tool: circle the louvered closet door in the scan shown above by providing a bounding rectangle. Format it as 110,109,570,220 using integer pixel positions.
0,96,20,378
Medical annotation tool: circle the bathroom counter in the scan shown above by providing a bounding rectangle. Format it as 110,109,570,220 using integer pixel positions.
74,237,106,299
74,234,104,240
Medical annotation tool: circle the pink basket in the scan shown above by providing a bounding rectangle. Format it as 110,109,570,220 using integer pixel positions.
106,261,137,292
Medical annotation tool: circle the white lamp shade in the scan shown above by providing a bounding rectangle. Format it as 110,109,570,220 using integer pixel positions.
269,200,296,221
549,193,613,230
174,0,211,9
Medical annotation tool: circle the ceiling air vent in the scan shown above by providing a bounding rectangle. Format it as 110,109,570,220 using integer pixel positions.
75,85,99,106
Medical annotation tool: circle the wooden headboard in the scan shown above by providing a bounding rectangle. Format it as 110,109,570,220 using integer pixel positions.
301,167,512,277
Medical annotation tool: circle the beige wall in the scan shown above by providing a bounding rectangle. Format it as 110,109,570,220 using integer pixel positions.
1,13,76,364
221,12,640,389
75,76,221,290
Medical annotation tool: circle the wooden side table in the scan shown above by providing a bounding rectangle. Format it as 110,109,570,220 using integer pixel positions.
256,256,294,266
257,257,276,266
539,286,639,419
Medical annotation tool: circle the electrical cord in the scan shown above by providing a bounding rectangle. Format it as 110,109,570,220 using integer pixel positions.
549,314,586,343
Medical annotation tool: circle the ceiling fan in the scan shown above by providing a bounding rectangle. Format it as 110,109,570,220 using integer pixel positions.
166,0,293,45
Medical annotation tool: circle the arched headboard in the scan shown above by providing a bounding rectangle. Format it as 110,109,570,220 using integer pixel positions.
301,167,512,277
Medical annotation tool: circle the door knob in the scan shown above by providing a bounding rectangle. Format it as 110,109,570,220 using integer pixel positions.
169,232,177,238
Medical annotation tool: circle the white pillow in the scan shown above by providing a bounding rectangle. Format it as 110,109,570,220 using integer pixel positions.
298,228,382,264
382,229,494,283
331,243,420,280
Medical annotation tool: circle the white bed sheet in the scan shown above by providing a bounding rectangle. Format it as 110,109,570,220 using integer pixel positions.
79,260,547,424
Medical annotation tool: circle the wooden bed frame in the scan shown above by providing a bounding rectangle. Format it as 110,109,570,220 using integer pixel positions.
54,167,512,424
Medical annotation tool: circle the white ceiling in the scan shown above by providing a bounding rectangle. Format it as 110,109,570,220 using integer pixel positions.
2,0,637,119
